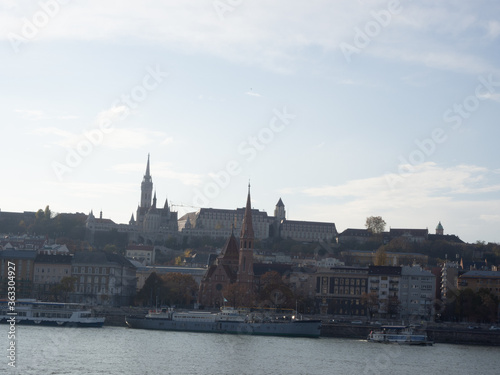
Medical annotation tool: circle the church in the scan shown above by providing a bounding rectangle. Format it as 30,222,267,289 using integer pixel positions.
129,154,178,243
198,185,255,308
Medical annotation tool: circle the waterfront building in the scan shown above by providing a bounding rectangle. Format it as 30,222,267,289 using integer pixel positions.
441,261,459,305
33,254,72,300
367,265,435,321
314,266,369,316
367,266,401,318
70,251,137,306
399,265,436,321
0,249,37,298
458,270,500,299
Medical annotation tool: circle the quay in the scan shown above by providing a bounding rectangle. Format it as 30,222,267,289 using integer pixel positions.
321,322,500,346
94,308,500,346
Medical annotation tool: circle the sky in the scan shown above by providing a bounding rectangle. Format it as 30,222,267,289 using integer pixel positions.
1,0,500,244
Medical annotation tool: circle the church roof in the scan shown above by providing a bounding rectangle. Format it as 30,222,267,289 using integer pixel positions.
276,198,284,207
220,232,239,260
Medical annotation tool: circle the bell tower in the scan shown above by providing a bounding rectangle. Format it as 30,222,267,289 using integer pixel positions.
141,154,153,209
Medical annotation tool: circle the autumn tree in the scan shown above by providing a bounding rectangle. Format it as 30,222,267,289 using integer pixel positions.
161,273,198,307
257,271,294,309
223,283,255,308
135,272,164,306
50,276,77,302
361,292,379,319
365,216,386,234
374,248,388,266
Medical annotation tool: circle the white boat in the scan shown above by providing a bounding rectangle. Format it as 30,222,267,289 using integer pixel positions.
367,325,433,345
0,299,105,327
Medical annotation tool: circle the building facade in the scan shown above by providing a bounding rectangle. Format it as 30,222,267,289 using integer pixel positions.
367,265,435,321
399,265,436,321
314,266,369,316
458,271,500,299
70,251,137,306
0,250,37,298
33,254,72,300
126,244,155,266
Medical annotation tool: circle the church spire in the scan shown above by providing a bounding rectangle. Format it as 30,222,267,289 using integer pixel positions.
237,184,255,286
240,182,254,239
140,154,153,211
145,153,151,178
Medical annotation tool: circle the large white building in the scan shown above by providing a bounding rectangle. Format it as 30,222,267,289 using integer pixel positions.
368,265,435,321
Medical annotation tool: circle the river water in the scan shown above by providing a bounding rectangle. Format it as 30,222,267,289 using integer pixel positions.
3,325,500,375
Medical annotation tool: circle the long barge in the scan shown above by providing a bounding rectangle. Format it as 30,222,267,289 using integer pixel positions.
126,307,321,338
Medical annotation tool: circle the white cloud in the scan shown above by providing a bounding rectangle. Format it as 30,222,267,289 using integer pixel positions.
15,109,77,121
486,20,500,39
1,1,496,74
245,90,262,97
162,137,174,145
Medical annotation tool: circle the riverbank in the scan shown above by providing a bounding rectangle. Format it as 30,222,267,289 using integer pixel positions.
320,322,500,346
95,308,500,346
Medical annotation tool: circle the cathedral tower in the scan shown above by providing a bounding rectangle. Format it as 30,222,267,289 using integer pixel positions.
141,154,153,209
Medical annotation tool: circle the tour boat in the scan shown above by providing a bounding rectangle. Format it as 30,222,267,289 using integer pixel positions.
0,299,105,327
367,325,433,345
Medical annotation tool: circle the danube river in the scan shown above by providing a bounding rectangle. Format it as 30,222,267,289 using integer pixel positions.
3,325,500,375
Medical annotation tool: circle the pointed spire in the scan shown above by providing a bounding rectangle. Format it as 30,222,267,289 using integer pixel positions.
145,153,151,178
164,196,169,210
240,183,254,239
152,191,157,208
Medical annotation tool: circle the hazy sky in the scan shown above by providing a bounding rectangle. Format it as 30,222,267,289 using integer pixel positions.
1,0,500,244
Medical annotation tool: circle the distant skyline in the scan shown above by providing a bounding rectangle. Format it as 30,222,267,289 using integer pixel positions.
1,1,500,244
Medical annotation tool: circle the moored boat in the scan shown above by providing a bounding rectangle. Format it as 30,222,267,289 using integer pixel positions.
367,325,433,345
0,299,105,327
126,307,321,338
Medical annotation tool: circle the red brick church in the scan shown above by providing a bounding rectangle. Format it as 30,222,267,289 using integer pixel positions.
198,186,255,307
